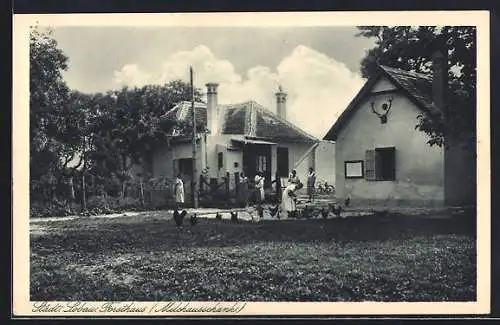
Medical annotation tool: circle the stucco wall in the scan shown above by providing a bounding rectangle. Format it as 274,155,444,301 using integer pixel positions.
314,140,336,186
335,81,445,207
205,134,236,179
281,141,317,185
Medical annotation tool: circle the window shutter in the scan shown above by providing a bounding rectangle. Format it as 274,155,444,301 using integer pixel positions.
365,150,376,180
389,147,396,180
375,150,383,181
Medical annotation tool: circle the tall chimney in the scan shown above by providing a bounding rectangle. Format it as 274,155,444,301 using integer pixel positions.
431,50,448,116
275,85,287,120
206,83,219,134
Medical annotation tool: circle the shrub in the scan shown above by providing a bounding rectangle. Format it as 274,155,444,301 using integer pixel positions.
30,198,79,218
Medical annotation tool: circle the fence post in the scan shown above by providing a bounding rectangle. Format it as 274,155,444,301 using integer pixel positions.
199,174,204,194
234,172,240,197
225,171,230,198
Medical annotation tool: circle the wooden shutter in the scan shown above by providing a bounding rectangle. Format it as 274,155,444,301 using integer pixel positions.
375,149,383,181
388,147,396,181
365,150,376,180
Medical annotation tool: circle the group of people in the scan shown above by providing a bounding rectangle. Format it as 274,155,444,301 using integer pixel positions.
174,167,318,218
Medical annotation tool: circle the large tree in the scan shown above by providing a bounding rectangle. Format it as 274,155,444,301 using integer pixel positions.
30,27,74,199
356,26,476,147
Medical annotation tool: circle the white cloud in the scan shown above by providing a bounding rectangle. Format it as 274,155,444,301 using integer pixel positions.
113,44,365,138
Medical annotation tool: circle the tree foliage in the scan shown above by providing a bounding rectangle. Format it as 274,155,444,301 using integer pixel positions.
30,27,203,213
30,27,72,199
356,26,476,146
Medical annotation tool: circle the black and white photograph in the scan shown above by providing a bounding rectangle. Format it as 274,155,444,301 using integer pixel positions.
12,11,490,316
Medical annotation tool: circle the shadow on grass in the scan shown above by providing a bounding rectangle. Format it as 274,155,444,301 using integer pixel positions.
31,211,476,254
30,211,476,302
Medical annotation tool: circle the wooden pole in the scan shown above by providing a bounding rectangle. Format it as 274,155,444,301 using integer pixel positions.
190,66,199,208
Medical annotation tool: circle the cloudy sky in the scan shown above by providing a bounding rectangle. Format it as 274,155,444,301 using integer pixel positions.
52,26,376,138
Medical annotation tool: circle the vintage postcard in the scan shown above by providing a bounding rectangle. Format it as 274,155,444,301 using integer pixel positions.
12,11,491,317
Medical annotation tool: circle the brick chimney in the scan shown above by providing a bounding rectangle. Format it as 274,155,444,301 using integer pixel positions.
206,82,219,134
275,85,287,120
431,50,448,116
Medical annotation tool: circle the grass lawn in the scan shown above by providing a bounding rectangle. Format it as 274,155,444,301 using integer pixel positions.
30,210,476,302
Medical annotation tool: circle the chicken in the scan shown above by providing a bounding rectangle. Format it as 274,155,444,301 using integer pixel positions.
230,211,238,222
345,197,351,207
301,205,312,219
332,205,343,217
257,206,264,219
320,207,329,219
190,213,198,226
215,212,222,220
269,205,280,218
173,209,187,227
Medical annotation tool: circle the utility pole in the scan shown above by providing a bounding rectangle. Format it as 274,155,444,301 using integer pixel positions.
190,66,199,208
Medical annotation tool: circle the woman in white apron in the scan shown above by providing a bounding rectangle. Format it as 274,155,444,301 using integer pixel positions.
282,182,303,218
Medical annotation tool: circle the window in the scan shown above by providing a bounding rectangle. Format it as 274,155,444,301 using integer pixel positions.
277,147,289,177
345,160,364,178
218,152,224,169
176,158,193,176
257,155,267,172
365,147,395,181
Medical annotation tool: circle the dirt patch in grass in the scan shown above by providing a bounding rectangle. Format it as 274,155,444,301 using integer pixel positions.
30,212,476,301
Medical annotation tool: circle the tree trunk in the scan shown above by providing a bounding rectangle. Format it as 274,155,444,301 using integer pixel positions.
140,177,145,206
69,176,76,201
82,172,87,211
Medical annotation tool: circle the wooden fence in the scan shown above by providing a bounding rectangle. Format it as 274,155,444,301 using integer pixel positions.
198,171,283,206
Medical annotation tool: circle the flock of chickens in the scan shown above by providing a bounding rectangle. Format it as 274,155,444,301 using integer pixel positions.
172,197,351,227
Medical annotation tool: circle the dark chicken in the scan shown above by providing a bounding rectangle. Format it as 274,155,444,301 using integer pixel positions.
190,213,198,226
230,211,238,222
173,209,187,227
332,205,343,217
269,205,280,218
301,206,312,219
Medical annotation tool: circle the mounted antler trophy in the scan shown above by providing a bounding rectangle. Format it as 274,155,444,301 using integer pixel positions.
370,96,394,124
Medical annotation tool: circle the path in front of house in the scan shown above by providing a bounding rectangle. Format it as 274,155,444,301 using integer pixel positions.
29,197,464,224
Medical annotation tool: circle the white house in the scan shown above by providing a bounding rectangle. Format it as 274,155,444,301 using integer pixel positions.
149,83,336,201
323,50,476,207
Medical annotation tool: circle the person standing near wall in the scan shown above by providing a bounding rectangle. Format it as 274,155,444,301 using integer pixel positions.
238,172,249,208
254,171,266,219
307,167,316,203
174,173,185,209
254,171,265,203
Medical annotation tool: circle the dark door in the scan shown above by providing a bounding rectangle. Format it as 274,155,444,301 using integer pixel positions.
243,144,272,186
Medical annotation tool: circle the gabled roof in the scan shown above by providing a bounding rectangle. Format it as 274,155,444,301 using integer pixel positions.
163,100,318,143
323,65,444,141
